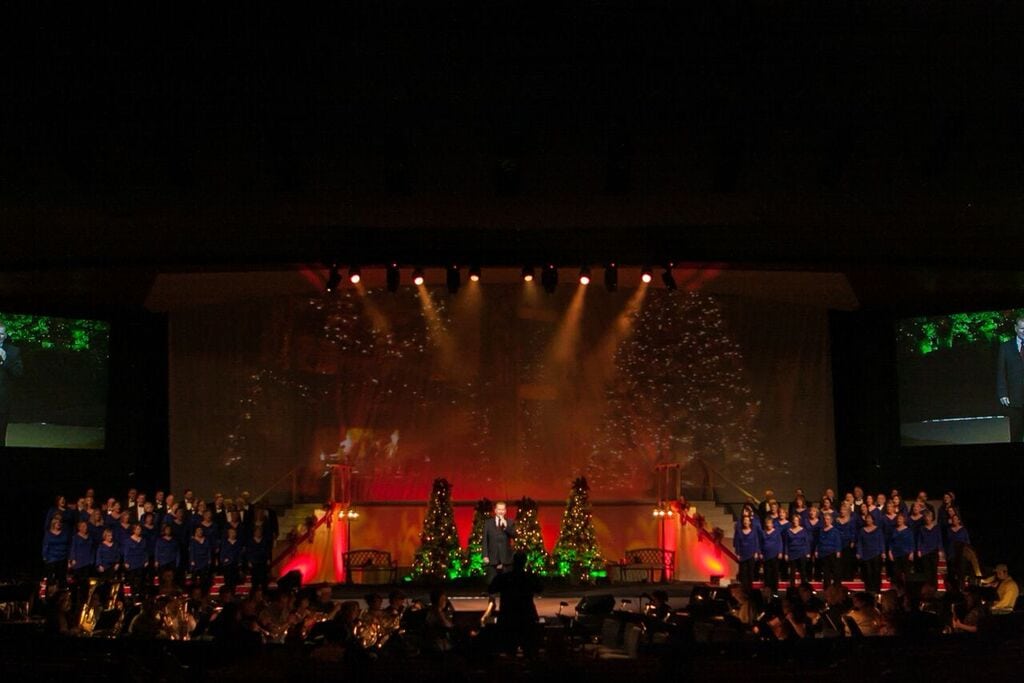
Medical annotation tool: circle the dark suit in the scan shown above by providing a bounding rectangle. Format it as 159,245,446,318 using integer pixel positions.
996,338,1024,441
483,517,516,582
0,341,24,446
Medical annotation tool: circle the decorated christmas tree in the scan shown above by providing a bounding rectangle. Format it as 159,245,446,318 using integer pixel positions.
412,478,464,579
513,496,549,574
464,497,493,577
552,477,605,580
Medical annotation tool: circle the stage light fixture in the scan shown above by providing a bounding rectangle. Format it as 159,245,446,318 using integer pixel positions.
579,266,591,286
522,266,535,282
541,264,558,294
446,265,461,294
469,266,481,282
604,263,618,292
641,266,653,284
661,266,677,290
348,266,361,284
386,263,400,292
325,265,341,293
412,268,425,286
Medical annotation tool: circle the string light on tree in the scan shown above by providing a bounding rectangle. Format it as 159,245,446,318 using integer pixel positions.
464,498,493,577
552,477,605,581
513,496,550,574
412,478,464,579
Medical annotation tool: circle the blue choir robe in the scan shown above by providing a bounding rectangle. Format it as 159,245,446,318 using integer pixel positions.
733,526,761,562
219,538,243,568
244,536,271,566
945,526,971,557
918,524,943,556
154,537,180,568
198,523,220,553
889,527,915,559
69,533,95,569
95,541,121,571
785,528,811,560
857,526,885,560
804,517,822,554
122,536,149,571
141,525,159,558
880,514,899,548
42,529,69,563
189,538,213,571
761,528,784,559
817,526,843,558
835,518,856,549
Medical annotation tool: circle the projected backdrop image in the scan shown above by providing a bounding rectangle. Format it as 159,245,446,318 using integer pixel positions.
0,312,110,449
170,283,835,503
898,309,1024,446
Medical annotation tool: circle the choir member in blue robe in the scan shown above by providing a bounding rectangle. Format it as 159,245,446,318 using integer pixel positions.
68,521,95,581
219,526,243,587
733,515,761,590
42,516,70,586
122,524,149,596
197,511,220,556
888,513,916,586
189,526,213,588
945,512,972,586
816,513,844,589
87,510,107,546
95,528,121,581
785,514,812,585
804,507,823,580
245,526,272,589
857,513,885,594
760,517,784,591
835,506,857,581
916,509,943,585
154,525,180,571
114,513,134,548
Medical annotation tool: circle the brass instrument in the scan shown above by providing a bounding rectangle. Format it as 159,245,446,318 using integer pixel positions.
156,593,193,640
354,610,403,649
106,580,126,637
78,579,100,634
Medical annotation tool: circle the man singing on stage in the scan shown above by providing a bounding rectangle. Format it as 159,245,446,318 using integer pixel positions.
483,501,516,582
997,316,1024,441
0,325,25,446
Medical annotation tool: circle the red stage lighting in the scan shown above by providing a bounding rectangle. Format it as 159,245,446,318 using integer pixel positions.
348,266,361,284
641,266,653,284
579,266,591,285
413,268,425,286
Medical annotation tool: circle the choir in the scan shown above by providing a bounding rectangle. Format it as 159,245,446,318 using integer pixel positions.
40,489,279,597
732,487,974,593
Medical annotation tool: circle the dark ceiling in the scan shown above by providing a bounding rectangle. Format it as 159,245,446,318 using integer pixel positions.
2,2,1024,310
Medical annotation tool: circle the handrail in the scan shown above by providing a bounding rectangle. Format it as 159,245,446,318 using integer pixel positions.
677,503,740,565
270,503,334,570
688,456,760,506
252,466,301,506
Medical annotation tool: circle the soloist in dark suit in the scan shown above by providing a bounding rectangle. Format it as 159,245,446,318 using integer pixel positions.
996,337,1024,441
0,340,24,446
483,517,516,582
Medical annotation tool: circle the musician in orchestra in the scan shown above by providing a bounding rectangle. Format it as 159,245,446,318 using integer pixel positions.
424,587,455,653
